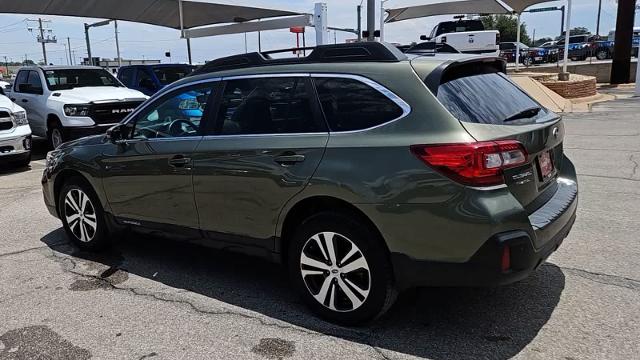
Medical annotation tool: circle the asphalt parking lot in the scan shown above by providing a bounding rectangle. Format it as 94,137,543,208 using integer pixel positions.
0,89,639,360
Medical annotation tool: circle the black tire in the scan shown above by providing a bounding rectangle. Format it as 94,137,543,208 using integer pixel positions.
47,120,65,149
58,177,110,251
288,211,397,325
596,50,608,61
11,152,31,168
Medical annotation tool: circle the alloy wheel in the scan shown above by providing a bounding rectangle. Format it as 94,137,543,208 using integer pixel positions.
64,189,97,243
299,232,371,312
51,128,63,149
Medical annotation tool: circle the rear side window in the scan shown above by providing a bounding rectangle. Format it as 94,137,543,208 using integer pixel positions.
437,72,549,125
216,77,323,135
14,71,28,91
119,68,134,86
314,77,403,132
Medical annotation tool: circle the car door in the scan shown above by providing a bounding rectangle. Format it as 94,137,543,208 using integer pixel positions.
12,70,47,137
192,75,329,248
101,81,218,230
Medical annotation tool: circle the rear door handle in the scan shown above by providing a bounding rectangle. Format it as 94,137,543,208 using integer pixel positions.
168,155,191,168
274,154,305,165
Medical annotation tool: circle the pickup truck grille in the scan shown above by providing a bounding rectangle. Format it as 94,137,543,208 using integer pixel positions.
89,101,144,125
0,111,13,131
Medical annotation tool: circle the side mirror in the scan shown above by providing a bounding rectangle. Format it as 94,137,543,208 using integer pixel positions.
106,124,126,144
420,35,431,41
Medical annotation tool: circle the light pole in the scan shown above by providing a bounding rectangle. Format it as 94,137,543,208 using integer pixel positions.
560,0,572,80
380,0,389,42
84,19,111,66
367,0,375,41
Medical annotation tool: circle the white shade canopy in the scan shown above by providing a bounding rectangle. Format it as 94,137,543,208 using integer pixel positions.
0,0,299,29
386,0,560,23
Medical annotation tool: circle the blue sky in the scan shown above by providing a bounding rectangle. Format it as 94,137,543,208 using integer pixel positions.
0,0,636,65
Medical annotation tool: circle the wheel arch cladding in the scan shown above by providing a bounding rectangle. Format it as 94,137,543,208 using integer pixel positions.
278,195,391,265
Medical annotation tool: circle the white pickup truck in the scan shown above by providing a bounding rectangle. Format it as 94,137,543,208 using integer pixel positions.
0,88,31,167
6,66,147,148
421,18,500,56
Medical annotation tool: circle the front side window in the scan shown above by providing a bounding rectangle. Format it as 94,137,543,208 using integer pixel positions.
314,77,403,132
131,84,214,139
45,69,121,90
14,71,29,92
216,77,322,135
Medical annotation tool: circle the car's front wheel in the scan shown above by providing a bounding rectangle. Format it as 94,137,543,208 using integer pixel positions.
288,211,396,325
48,122,65,149
58,178,110,250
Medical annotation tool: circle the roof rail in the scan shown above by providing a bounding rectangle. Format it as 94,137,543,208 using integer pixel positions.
193,42,408,75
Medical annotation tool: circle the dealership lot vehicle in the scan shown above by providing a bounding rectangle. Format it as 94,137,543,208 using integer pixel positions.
117,63,196,96
0,92,31,167
41,42,577,324
499,42,556,65
5,66,147,148
421,18,500,55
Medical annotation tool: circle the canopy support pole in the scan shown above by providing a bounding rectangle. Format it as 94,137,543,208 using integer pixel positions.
178,0,192,64
366,0,375,41
560,0,572,80
515,13,521,71
314,3,328,46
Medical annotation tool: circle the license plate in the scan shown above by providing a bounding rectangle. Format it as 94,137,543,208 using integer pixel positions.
539,151,554,179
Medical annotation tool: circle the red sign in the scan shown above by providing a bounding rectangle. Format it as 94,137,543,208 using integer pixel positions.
290,26,305,34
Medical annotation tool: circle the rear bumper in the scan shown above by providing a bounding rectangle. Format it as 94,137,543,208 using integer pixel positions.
391,176,578,290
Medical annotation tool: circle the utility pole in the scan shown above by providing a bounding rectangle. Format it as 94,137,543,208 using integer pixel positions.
114,20,121,67
28,18,57,65
67,37,73,65
560,5,565,37
610,0,637,84
357,5,362,41
595,0,602,37
366,0,375,41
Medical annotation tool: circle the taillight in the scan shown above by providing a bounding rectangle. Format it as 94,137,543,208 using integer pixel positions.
496,33,500,45
410,140,528,187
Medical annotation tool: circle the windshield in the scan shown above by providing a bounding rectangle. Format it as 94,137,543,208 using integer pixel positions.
153,66,194,86
434,20,484,37
44,69,121,91
437,72,551,125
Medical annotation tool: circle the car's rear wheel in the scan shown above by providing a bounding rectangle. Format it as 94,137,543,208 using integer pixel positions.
58,178,110,250
288,211,396,325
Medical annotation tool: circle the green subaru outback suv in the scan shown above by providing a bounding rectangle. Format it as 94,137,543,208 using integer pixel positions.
42,42,577,325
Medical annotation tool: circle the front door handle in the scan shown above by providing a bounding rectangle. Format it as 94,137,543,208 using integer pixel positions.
274,154,305,166
168,155,191,168
21,99,28,103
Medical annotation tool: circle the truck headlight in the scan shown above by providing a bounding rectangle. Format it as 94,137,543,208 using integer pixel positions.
64,104,91,117
12,111,28,126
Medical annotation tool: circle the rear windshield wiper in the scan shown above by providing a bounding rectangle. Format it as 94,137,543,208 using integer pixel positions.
503,107,541,122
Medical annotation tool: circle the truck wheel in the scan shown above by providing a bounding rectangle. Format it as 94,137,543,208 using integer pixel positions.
596,50,608,61
523,57,532,67
48,122,65,149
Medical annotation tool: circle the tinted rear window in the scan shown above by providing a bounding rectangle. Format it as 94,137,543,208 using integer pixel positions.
437,72,549,125
434,20,484,37
314,77,403,131
153,66,194,85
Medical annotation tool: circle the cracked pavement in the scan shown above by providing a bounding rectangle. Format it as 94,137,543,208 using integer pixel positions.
0,89,639,359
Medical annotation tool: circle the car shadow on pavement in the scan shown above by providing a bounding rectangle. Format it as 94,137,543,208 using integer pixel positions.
41,229,565,360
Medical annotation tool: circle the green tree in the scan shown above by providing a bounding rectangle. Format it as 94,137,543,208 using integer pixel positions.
480,15,531,45
570,27,590,35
